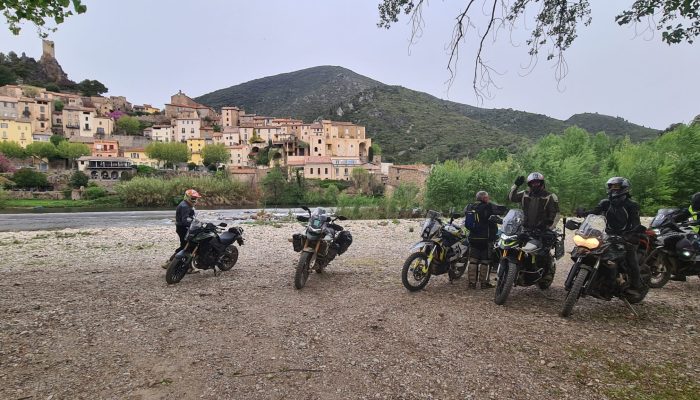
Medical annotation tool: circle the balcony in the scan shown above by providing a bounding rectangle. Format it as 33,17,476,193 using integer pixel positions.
65,123,80,129
38,115,49,121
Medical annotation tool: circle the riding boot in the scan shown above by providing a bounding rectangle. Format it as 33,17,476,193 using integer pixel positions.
478,260,494,288
467,258,479,288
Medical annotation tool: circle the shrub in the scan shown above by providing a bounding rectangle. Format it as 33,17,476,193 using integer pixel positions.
115,176,252,207
83,186,107,200
12,168,49,189
69,171,89,189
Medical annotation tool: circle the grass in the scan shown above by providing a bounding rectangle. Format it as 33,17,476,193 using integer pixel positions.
1,197,123,209
603,361,700,400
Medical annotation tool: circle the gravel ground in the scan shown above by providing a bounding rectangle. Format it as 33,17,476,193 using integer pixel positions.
0,219,698,400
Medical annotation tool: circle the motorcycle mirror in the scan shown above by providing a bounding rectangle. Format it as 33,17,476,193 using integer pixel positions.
301,206,310,212
565,219,580,231
337,216,348,221
219,222,227,227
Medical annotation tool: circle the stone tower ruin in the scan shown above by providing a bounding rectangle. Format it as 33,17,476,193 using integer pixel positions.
42,39,55,59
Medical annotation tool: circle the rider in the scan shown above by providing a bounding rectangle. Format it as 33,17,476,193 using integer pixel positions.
508,172,560,286
163,189,201,269
577,177,644,294
668,192,700,281
464,190,508,289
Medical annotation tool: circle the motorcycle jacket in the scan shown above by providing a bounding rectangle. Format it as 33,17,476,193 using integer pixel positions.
588,197,641,236
465,201,508,243
175,200,195,227
673,205,698,233
508,185,560,230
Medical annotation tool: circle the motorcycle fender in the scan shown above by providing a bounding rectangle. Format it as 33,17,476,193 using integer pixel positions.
409,241,432,253
174,249,190,259
302,247,315,253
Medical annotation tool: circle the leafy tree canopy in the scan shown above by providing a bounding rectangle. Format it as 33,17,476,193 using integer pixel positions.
12,168,48,189
145,142,189,168
0,141,27,158
115,116,141,135
25,141,58,159
202,143,230,167
1,0,87,37
77,79,108,96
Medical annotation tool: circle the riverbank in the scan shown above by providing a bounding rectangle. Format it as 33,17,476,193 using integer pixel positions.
0,222,698,399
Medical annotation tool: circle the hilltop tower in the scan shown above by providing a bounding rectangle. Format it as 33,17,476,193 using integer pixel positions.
42,39,55,59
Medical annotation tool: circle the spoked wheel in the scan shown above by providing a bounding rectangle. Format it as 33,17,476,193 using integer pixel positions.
218,246,239,271
647,255,671,288
294,252,314,290
166,257,189,284
494,259,517,305
401,252,431,291
561,267,588,317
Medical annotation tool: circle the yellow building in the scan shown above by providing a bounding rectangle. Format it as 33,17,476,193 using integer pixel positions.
187,138,205,165
0,118,34,148
124,147,159,168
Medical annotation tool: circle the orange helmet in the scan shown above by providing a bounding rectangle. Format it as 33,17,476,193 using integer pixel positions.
184,189,201,204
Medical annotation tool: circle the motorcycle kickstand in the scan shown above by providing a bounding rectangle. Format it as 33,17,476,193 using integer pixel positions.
213,266,218,277
621,297,639,319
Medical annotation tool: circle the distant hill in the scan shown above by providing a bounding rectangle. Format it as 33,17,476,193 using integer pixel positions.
194,66,382,122
195,66,660,162
0,50,76,89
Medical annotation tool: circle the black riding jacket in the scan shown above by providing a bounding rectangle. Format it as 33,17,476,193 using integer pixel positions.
175,200,195,227
464,201,508,243
588,197,641,235
508,185,560,230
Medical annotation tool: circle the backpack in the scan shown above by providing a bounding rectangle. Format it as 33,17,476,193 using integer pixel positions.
464,203,480,230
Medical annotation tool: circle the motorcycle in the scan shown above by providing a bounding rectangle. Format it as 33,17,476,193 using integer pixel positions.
290,206,352,290
642,208,700,288
492,209,564,305
560,215,651,317
165,219,244,284
401,209,468,291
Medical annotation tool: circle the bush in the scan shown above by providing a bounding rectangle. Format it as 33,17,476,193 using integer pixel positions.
83,186,107,200
115,176,252,207
12,168,49,189
136,165,158,176
69,171,89,189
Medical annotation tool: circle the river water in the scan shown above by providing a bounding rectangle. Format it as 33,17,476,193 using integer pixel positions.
0,207,319,232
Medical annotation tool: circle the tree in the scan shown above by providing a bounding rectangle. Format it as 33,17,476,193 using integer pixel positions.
145,142,188,169
1,0,87,37
0,65,17,85
0,153,15,173
115,116,141,135
53,99,64,112
0,141,27,158
378,1,700,98
202,143,230,167
351,168,371,195
44,83,60,92
12,168,49,189
50,134,66,146
262,167,287,203
69,170,88,188
56,141,90,168
25,141,58,159
77,79,108,96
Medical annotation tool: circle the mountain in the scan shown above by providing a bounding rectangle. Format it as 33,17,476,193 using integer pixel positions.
194,66,382,122
195,66,660,162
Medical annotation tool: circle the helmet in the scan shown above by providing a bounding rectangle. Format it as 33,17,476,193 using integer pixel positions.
606,177,630,199
184,189,202,204
527,172,545,188
691,192,700,210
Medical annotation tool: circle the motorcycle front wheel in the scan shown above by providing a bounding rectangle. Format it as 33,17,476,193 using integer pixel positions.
561,267,588,317
294,251,313,290
647,255,671,288
401,252,431,291
494,259,517,305
218,246,239,272
166,257,189,284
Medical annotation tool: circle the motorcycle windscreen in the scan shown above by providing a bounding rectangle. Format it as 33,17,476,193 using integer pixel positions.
576,214,607,239
501,209,524,236
650,208,680,229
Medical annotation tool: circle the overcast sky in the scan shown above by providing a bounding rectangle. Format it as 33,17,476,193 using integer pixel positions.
1,0,697,129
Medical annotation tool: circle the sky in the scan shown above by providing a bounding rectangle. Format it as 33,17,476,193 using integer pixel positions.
1,0,698,130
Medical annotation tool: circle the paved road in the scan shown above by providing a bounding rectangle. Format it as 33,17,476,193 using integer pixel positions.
0,208,312,232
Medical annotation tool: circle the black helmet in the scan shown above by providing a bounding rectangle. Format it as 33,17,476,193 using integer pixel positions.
527,172,545,187
606,177,630,199
692,192,700,210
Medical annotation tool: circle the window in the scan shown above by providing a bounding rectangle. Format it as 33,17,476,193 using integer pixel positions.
190,128,194,134
309,168,313,174
40,122,45,128
344,168,348,176
0,123,7,128
318,139,321,144
317,168,321,175
182,128,185,133
324,168,328,175
40,106,45,112
335,168,339,175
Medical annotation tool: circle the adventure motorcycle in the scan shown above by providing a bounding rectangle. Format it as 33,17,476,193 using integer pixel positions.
493,209,564,305
165,219,244,284
643,208,700,288
560,215,651,317
290,206,352,290
401,209,468,291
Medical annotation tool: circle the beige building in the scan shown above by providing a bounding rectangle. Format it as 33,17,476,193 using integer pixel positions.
94,116,114,137
388,164,431,189
145,125,175,142
221,106,242,128
0,118,34,147
0,95,19,119
228,145,252,167
124,147,159,167
88,96,113,116
62,105,96,138
174,118,201,142
165,91,216,120
217,126,240,146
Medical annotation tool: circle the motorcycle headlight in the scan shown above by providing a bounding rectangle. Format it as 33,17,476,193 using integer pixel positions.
681,250,692,258
653,229,661,236
573,234,600,249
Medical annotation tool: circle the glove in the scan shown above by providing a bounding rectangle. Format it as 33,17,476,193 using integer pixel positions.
514,176,525,186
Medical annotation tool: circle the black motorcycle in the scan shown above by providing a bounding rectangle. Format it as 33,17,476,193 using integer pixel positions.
401,209,468,291
643,208,700,288
165,219,244,284
560,215,650,317
493,209,564,305
291,206,352,289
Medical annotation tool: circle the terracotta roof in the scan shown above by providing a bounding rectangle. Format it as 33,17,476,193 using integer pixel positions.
123,147,146,152
0,95,18,102
63,105,95,112
69,137,96,144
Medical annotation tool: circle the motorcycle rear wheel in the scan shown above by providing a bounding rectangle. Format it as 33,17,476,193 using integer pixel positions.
561,268,588,317
494,260,517,305
218,246,239,272
294,252,313,290
166,257,189,284
647,255,671,289
401,252,431,291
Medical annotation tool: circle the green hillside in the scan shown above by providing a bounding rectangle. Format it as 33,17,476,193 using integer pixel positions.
194,66,382,122
565,113,658,141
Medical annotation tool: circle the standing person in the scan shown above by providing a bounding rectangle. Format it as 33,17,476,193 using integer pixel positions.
577,177,644,294
163,189,201,269
464,191,508,289
668,192,699,281
508,172,560,286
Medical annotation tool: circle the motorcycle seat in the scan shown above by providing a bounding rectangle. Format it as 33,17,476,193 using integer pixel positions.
219,231,238,245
